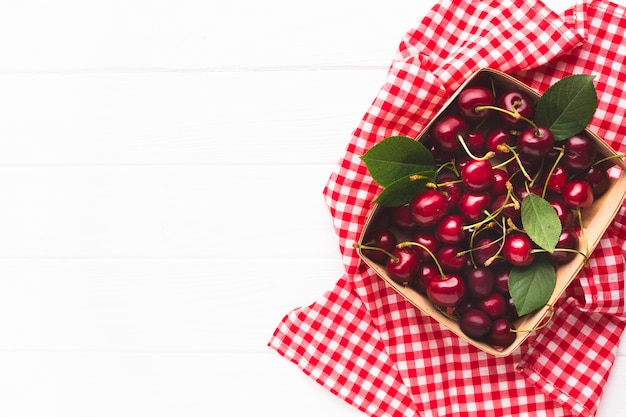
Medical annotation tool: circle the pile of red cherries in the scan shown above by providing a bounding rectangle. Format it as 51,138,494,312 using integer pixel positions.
360,80,611,349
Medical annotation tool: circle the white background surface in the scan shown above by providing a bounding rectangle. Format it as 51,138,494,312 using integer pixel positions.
0,0,624,416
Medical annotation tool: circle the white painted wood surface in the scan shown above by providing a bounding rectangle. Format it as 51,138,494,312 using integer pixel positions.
0,1,623,416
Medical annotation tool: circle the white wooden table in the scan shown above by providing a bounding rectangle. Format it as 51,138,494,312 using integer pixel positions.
0,1,623,415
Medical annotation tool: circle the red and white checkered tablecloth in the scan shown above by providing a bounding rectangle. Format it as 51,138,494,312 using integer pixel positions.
269,1,626,416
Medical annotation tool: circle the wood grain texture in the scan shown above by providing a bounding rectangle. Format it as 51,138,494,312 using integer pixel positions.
0,0,623,416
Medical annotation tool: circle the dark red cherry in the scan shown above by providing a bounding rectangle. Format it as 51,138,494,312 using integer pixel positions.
580,165,611,196
427,273,466,307
491,168,510,196
437,245,468,273
389,204,416,229
361,228,397,262
543,165,569,195
457,86,495,121
485,127,516,155
473,236,502,268
435,214,467,245
466,267,496,298
437,169,463,207
497,90,534,127
491,194,519,222
549,200,576,228
489,318,516,347
414,262,438,294
477,292,508,319
517,126,554,160
458,191,492,223
502,233,535,266
410,190,449,227
460,309,492,339
546,228,579,264
562,179,594,209
410,230,440,261
494,267,511,296
465,131,486,154
431,115,468,153
562,135,597,172
461,159,494,192
386,246,420,285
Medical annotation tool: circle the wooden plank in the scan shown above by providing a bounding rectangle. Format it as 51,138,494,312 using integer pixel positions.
0,165,343,259
0,0,435,71
0,71,385,165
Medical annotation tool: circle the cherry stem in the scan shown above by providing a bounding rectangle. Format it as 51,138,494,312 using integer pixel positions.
500,144,533,181
541,146,565,198
484,217,508,267
457,134,495,161
592,153,626,167
474,104,540,133
353,242,399,263
397,241,445,277
511,304,555,333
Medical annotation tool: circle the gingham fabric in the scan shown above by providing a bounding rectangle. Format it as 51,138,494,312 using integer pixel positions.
268,1,626,416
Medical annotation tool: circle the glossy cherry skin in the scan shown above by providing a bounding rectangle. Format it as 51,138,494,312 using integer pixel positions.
437,169,463,207
465,131,486,154
361,228,397,263
497,89,534,127
546,228,579,264
543,164,569,195
458,191,492,223
473,236,502,268
437,245,468,273
466,267,496,298
580,165,611,197
435,214,467,245
461,159,494,192
489,318,516,347
491,194,519,222
516,126,554,160
562,134,597,172
389,204,416,230
477,292,508,319
502,233,535,266
427,273,466,307
491,168,510,196
386,246,420,285
562,179,594,209
431,114,468,153
494,267,511,296
549,200,576,228
486,127,516,155
414,262,438,294
410,190,449,227
457,86,494,121
410,230,440,261
460,309,492,339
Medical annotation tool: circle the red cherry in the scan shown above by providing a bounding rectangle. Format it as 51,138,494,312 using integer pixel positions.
491,168,510,196
473,236,502,268
489,318,516,347
465,131,486,154
466,267,496,298
435,215,467,245
485,127,516,155
389,204,416,229
437,169,463,207
543,165,569,195
497,90,534,127
437,245,468,273
431,115,468,153
410,230,440,261
494,267,511,296
546,228,579,265
477,292,508,319
461,159,494,192
386,246,420,285
562,179,594,209
562,135,597,172
427,274,466,307
458,191,492,223
457,86,495,121
517,126,554,160
549,200,576,228
460,309,492,339
410,190,449,227
502,233,535,266
414,262,438,294
580,165,611,197
361,228,397,263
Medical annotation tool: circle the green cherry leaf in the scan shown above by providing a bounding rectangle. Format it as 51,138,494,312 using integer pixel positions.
521,193,562,252
535,74,598,141
373,172,435,207
360,136,435,187
508,255,556,316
